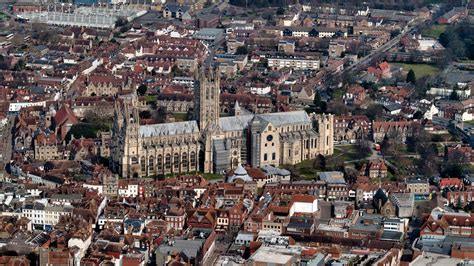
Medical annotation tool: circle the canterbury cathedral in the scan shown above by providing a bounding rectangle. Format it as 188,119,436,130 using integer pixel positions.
110,70,334,178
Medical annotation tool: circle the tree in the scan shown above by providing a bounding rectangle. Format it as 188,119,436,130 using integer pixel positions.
406,69,416,84
355,139,371,158
365,104,384,121
13,59,25,71
313,154,326,170
152,106,168,124
457,196,463,209
313,90,322,106
137,84,147,96
312,91,328,113
171,65,184,77
276,7,285,15
449,89,460,101
139,110,152,119
44,161,54,172
115,17,128,27
65,123,97,142
281,164,301,181
235,46,248,55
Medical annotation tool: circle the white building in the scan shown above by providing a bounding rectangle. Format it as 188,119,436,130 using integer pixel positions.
118,182,138,197
22,202,73,230
289,195,318,216
250,85,271,95
9,101,46,113
427,87,471,98
383,218,408,233
267,55,320,71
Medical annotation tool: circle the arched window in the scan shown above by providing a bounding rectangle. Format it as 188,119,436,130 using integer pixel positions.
165,154,171,170
190,151,196,168
181,152,188,170
140,156,146,173
148,156,154,174
173,153,180,170
157,155,163,172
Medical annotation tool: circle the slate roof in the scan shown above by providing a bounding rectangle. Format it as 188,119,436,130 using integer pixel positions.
164,3,190,13
219,110,310,132
257,111,310,127
219,115,254,132
139,121,198,137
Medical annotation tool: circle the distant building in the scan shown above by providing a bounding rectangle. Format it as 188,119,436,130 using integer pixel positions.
193,28,224,44
196,14,219,29
163,4,190,20
438,7,468,24
406,179,430,194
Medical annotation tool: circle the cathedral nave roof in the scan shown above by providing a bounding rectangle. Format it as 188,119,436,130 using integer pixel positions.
139,121,199,137
256,111,310,127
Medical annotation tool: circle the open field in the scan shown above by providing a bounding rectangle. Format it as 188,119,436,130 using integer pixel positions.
421,24,447,39
394,63,442,79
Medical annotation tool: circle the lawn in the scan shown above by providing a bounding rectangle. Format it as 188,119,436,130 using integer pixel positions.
144,95,157,103
421,24,447,39
295,145,369,179
200,172,223,180
164,172,223,180
394,63,441,79
172,112,188,122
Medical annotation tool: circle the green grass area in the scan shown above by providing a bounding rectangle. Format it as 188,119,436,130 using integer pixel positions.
421,24,447,39
394,63,442,79
172,112,188,122
464,120,474,126
144,95,157,103
0,12,9,20
200,172,223,180
295,145,369,179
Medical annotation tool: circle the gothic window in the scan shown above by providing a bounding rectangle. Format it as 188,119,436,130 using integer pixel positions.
140,156,146,173
190,151,196,167
157,155,163,171
173,153,180,169
181,152,188,169
165,154,171,170
131,157,138,164
149,156,154,173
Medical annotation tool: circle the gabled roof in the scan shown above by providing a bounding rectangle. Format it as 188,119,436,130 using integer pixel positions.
139,121,198,137
373,188,388,205
55,105,78,126
165,3,190,13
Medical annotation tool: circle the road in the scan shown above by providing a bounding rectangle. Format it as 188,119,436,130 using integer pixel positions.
325,20,423,88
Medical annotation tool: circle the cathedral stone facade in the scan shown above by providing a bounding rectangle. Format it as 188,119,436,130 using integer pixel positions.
111,70,334,178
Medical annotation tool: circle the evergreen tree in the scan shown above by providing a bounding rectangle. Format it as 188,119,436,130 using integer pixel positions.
137,84,147,96
406,69,416,83
313,91,322,106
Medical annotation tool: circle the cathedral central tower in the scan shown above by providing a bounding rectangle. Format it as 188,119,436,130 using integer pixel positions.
194,68,220,130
